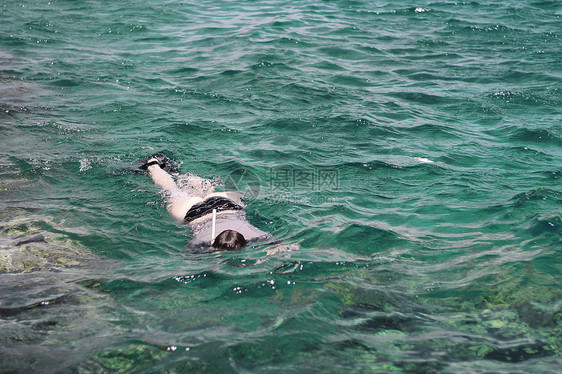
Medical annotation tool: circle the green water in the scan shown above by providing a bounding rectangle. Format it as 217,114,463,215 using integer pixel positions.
1,0,561,372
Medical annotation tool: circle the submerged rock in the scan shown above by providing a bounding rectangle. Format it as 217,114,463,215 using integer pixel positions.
0,210,97,273
0,208,115,373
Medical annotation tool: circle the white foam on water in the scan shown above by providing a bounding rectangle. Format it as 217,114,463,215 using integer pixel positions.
414,157,434,163
79,158,92,171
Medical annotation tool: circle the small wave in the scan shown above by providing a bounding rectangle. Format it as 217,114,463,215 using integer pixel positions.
388,91,453,105
316,46,368,61
165,66,198,75
403,123,462,139
333,223,406,255
513,127,561,146
48,78,81,87
490,90,560,105
530,1,561,10
529,215,562,236
484,124,562,147
539,167,561,180
444,18,522,35
512,187,561,204
329,74,373,88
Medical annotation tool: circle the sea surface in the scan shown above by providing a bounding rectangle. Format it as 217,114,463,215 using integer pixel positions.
1,0,561,372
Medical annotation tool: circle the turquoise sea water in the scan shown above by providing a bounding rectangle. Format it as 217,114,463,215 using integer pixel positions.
1,0,561,372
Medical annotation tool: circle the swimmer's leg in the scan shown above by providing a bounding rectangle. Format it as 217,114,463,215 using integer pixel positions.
167,194,203,222
147,161,202,222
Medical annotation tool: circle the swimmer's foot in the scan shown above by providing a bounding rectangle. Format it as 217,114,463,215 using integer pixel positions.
138,152,181,173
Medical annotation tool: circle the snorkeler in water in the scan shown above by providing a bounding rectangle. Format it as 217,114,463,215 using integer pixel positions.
139,152,270,251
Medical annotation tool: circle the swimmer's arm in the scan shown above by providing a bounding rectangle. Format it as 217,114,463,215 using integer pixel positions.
254,243,301,266
266,242,300,256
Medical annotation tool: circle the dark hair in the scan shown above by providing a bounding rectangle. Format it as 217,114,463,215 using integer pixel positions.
212,230,247,251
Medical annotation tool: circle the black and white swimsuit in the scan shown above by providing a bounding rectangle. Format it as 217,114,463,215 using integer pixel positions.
185,196,270,246
184,196,244,223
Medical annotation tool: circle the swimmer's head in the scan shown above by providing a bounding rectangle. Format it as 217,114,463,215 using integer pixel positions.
212,230,247,251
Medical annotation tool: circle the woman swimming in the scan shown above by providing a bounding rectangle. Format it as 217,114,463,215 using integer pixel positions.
140,153,269,250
